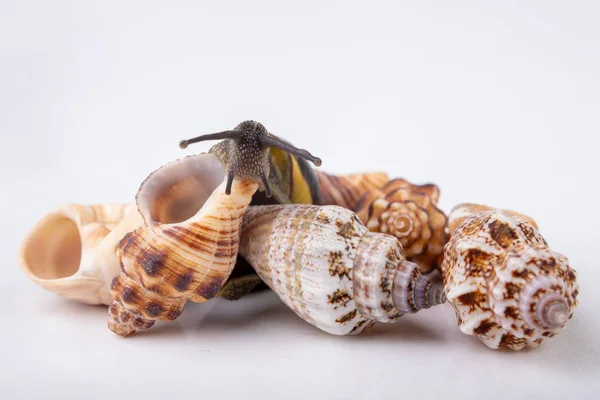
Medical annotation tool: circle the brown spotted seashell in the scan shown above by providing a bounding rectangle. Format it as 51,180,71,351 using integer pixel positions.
19,203,143,305
108,121,322,336
239,204,445,335
442,203,579,350
354,179,448,273
316,170,389,210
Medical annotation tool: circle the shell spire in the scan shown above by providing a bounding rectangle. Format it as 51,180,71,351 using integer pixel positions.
354,178,448,273
442,203,578,350
239,204,444,335
108,121,322,336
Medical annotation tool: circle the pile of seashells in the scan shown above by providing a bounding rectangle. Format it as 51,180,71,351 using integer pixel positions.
19,121,578,350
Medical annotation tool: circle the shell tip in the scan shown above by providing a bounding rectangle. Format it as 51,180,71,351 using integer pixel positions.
546,300,569,327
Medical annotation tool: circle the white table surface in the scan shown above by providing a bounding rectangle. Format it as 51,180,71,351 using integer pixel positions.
1,1,598,399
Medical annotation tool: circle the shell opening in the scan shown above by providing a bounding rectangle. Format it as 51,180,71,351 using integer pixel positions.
136,153,226,225
20,213,82,280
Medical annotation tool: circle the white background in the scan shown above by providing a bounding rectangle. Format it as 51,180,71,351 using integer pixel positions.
1,1,599,399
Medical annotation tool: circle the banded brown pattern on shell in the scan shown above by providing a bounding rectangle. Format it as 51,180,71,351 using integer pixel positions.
239,204,445,335
106,150,260,336
316,171,389,210
108,178,258,336
442,203,579,350
355,178,448,273
19,203,143,305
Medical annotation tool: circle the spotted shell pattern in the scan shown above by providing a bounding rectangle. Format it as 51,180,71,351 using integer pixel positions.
355,179,448,273
442,204,578,350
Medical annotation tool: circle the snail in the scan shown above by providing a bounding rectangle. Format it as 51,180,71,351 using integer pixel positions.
19,204,143,305
239,204,446,335
442,203,579,350
354,179,448,273
108,121,322,336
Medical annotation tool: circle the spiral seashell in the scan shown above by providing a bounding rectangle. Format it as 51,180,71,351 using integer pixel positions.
442,203,578,350
108,121,322,336
239,204,445,335
316,170,389,210
19,204,143,305
354,179,447,273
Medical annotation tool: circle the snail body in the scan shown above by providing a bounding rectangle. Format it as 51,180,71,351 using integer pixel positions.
108,121,322,336
19,203,143,305
442,203,579,350
239,204,445,335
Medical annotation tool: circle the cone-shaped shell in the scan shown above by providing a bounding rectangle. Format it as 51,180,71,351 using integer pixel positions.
355,179,448,273
19,204,143,305
239,204,445,335
442,203,578,350
316,171,389,210
108,154,259,336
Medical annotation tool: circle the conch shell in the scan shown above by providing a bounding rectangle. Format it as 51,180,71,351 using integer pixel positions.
442,203,579,350
19,204,143,305
354,179,448,273
239,204,445,335
108,121,322,336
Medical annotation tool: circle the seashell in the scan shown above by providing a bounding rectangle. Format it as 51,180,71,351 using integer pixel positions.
442,203,579,350
316,170,389,210
239,204,445,335
108,121,322,336
19,204,143,305
354,179,448,273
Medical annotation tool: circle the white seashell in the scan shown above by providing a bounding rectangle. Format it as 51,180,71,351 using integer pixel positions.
239,204,445,335
19,204,143,305
442,203,579,350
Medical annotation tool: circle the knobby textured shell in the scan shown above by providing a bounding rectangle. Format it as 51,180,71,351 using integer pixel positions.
316,170,389,210
19,203,143,305
239,204,445,335
355,179,448,273
442,203,578,350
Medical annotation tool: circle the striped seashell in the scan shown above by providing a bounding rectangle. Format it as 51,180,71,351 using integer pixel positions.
354,178,448,273
239,204,445,335
316,171,389,210
19,203,143,305
442,203,579,350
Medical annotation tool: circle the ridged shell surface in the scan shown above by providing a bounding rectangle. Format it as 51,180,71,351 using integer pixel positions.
107,153,259,336
316,171,389,210
240,205,445,335
355,179,447,273
442,204,579,350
